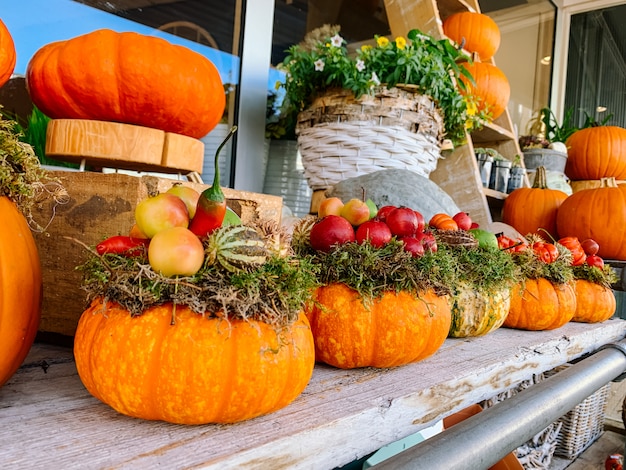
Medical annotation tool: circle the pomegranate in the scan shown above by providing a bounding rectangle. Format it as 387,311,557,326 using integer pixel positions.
310,215,356,252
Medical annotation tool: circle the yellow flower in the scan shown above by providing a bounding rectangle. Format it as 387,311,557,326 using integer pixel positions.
395,37,406,50
361,45,372,52
376,36,389,48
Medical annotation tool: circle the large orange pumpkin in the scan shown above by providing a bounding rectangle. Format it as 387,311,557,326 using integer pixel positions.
556,177,626,260
25,29,225,139
504,278,576,330
460,62,510,120
565,126,626,180
0,197,42,387
306,283,451,369
74,299,315,424
502,166,568,240
0,19,16,88
442,12,501,61
572,279,616,323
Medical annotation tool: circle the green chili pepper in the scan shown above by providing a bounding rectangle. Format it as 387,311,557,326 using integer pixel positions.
189,126,237,238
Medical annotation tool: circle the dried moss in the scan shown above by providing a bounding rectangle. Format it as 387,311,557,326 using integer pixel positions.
572,263,618,289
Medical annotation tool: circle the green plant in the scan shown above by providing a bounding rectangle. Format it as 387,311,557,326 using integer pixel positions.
278,26,487,145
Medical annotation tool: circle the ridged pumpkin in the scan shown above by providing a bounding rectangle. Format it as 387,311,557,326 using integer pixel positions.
565,126,626,180
0,197,42,387
0,19,16,88
502,166,568,239
449,283,511,338
572,279,616,323
556,177,626,260
460,62,510,120
504,279,576,331
74,299,315,424
306,283,451,369
25,29,225,139
442,12,501,61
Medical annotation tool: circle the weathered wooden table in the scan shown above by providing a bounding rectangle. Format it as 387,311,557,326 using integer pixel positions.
2,319,625,469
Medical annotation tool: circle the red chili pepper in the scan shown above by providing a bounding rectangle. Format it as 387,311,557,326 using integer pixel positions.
532,241,559,263
96,235,149,257
189,126,237,238
558,236,587,266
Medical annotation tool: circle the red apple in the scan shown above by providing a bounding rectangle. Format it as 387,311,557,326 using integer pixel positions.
309,215,356,252
167,184,201,219
416,231,438,253
135,193,190,238
581,238,600,256
356,220,392,247
148,227,205,277
376,205,396,222
386,207,419,237
340,198,371,226
400,236,425,257
586,254,604,269
452,212,472,231
318,197,345,218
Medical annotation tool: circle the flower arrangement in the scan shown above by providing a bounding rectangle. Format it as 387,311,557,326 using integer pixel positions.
278,26,486,145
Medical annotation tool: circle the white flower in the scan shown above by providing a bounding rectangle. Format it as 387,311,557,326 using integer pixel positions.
356,59,365,72
330,34,343,48
314,59,325,72
370,71,381,87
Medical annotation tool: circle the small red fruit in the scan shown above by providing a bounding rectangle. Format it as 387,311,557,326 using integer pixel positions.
586,254,605,269
413,210,426,233
452,212,472,231
400,237,425,257
310,215,356,252
416,231,438,253
581,238,600,256
356,220,392,248
386,207,419,237
376,205,397,223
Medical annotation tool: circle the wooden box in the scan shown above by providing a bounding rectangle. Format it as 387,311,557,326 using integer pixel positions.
32,170,283,339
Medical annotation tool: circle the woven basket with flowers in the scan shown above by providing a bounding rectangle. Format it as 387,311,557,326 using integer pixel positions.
278,26,485,190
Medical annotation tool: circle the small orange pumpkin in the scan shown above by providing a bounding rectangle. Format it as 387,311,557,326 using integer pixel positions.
26,29,225,139
502,166,568,240
565,126,626,181
460,62,510,120
74,299,315,424
0,19,16,88
572,279,616,323
306,283,451,369
443,12,501,61
504,278,576,331
0,196,42,387
556,177,626,261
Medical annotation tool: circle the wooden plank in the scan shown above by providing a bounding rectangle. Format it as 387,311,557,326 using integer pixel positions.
1,320,625,469
383,0,443,38
31,170,282,338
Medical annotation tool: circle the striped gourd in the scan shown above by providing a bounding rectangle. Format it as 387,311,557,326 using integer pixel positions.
205,225,269,272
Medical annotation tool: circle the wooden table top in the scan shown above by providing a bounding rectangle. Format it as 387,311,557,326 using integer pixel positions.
2,319,625,469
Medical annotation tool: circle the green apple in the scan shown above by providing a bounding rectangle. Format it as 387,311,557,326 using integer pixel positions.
469,228,499,250
365,199,378,219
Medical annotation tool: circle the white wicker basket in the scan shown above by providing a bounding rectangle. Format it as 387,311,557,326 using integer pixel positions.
296,86,445,190
544,364,610,460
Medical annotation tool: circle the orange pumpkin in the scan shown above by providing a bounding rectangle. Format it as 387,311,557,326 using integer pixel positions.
460,62,510,120
565,126,626,180
502,166,568,240
572,279,616,323
25,29,225,139
306,283,451,369
429,212,458,231
74,299,315,424
0,196,42,387
504,278,576,330
0,19,16,88
442,12,501,61
556,177,626,260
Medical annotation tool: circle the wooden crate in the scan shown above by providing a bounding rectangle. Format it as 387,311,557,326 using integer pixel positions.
31,170,283,339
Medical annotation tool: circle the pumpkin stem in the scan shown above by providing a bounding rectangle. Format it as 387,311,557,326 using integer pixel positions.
532,166,549,189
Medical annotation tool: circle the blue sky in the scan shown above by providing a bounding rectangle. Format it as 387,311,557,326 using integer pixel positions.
2,0,241,84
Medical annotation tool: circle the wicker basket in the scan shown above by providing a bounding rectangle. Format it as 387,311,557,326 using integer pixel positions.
544,364,610,460
296,86,445,190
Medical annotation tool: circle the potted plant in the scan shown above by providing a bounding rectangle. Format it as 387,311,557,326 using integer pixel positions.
277,25,487,191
